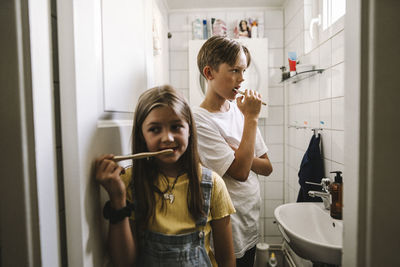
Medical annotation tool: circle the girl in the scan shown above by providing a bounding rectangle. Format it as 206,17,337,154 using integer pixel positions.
95,85,236,267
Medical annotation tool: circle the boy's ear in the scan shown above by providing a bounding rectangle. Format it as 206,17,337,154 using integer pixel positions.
203,66,214,80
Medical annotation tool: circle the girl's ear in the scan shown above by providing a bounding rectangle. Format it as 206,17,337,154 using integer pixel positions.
203,66,214,80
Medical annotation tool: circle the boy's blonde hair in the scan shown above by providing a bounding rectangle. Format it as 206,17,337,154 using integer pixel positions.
197,36,251,78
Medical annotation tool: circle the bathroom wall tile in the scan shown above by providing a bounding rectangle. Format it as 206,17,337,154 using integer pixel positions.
177,88,189,101
319,68,332,100
319,99,332,129
206,11,227,23
268,86,284,106
170,70,188,88
169,31,189,51
332,97,344,130
324,159,332,177
265,181,284,199
309,101,320,128
169,51,188,70
285,33,304,59
332,30,345,66
259,220,265,241
331,161,344,175
265,29,284,49
269,68,282,87
266,125,284,144
264,236,283,245
285,11,303,47
268,144,284,163
321,129,332,161
332,130,344,164
269,49,284,67
331,62,345,97
266,106,284,125
169,13,190,32
264,9,284,29
264,199,283,217
268,162,284,182
284,0,303,27
319,39,332,69
264,218,281,236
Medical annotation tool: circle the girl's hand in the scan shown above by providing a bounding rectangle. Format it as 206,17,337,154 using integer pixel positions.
95,154,127,206
236,89,262,119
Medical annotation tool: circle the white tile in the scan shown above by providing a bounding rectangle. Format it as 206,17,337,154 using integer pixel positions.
268,86,284,106
266,106,284,125
264,10,284,29
331,162,345,175
265,181,284,199
332,62,345,97
332,97,344,130
321,129,332,161
265,29,284,48
226,11,245,37
268,144,284,163
319,39,332,69
264,218,281,236
310,101,320,128
170,70,188,88
319,99,332,129
206,12,227,23
266,125,284,144
309,74,320,102
285,12,303,46
169,31,189,51
169,13,190,32
332,30,345,65
269,49,284,67
284,0,303,27
264,199,283,217
319,68,332,100
324,159,332,176
332,130,345,164
263,236,283,245
269,68,282,87
268,162,284,182
169,51,188,70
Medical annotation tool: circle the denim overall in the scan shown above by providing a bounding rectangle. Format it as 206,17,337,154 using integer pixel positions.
138,167,213,267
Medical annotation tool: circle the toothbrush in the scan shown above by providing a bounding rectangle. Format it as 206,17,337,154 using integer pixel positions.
112,149,174,162
233,89,267,106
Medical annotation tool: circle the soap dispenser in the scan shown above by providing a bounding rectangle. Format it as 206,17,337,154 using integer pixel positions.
330,171,343,219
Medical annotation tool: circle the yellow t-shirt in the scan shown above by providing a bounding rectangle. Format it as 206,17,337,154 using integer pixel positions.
120,167,235,266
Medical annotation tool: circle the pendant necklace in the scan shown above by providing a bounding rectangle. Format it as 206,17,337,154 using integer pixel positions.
163,174,179,204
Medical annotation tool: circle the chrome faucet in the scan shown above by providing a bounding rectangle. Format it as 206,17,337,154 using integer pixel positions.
306,178,332,210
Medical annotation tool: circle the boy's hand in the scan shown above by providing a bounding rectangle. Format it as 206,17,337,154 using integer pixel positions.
236,89,262,119
95,154,127,207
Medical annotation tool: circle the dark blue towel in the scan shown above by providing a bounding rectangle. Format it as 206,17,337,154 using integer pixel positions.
297,134,325,202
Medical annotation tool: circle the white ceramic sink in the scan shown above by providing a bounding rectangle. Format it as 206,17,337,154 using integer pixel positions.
274,203,342,265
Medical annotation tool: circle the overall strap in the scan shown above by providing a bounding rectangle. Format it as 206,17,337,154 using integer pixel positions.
196,166,213,227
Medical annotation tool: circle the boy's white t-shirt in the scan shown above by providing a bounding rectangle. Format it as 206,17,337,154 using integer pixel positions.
193,102,268,258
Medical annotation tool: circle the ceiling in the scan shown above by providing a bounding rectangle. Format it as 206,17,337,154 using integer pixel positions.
165,0,286,9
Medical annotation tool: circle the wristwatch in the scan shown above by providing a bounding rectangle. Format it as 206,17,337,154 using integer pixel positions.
103,200,134,224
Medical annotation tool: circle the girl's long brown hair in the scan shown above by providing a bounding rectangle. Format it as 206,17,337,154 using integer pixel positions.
131,85,204,232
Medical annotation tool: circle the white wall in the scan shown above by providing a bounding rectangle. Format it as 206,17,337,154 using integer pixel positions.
168,7,285,244
283,0,345,203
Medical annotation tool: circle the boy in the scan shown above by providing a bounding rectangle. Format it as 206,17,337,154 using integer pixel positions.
193,36,273,267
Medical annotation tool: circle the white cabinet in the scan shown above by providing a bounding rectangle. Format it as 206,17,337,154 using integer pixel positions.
101,0,153,113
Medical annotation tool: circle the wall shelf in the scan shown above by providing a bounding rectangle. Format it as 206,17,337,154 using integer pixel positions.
281,69,324,84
